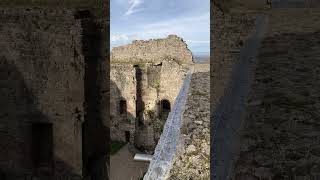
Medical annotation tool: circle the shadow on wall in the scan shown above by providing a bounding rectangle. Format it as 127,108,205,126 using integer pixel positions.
0,10,110,180
211,29,320,179
78,10,109,180
109,80,148,180
110,79,136,145
110,78,161,154
134,65,145,126
233,31,320,179
0,58,81,180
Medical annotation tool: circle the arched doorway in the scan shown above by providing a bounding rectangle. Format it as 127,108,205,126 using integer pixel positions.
161,99,171,111
159,99,171,120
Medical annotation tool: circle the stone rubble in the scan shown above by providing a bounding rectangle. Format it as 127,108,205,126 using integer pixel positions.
169,64,210,180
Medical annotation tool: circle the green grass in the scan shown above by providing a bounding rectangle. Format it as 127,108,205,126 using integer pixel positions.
110,141,127,155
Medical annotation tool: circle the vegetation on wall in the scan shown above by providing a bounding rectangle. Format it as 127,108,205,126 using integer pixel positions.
151,79,161,90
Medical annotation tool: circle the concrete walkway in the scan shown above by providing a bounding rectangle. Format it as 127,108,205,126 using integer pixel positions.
110,144,149,180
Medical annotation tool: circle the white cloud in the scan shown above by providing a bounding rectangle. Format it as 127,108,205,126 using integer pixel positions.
125,0,144,16
111,13,209,51
142,13,209,29
111,34,129,42
140,12,209,36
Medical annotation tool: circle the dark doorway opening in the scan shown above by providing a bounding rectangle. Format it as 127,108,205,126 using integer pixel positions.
119,100,127,115
125,131,130,142
161,99,171,112
159,99,171,120
81,11,109,180
32,123,53,174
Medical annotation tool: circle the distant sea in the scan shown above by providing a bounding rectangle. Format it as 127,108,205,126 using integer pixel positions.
193,52,210,64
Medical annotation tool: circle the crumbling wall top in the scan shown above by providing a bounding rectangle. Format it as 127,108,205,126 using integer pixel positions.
111,35,194,64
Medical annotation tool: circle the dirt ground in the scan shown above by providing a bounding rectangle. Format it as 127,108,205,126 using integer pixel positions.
110,144,149,180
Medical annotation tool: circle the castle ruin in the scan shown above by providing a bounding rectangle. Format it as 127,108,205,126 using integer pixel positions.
110,35,193,152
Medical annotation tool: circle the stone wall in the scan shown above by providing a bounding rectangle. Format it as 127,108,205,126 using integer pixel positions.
111,35,193,64
0,7,108,179
232,9,320,180
0,0,104,16
211,2,257,124
110,35,190,152
110,64,136,143
134,61,188,151
110,61,188,152
0,8,84,177
211,4,257,100
211,1,258,179
159,61,188,107
169,64,210,179
143,68,193,180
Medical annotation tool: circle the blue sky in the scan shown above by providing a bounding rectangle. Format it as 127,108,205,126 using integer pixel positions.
110,0,210,56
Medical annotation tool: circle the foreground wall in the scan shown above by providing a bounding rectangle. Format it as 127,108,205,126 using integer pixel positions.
233,9,320,180
211,1,259,179
0,8,84,177
0,7,108,179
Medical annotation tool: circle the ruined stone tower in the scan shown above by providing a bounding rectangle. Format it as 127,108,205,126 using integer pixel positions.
110,35,193,152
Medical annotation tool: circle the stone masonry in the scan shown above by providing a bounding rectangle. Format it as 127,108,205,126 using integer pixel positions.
233,8,320,180
111,35,193,64
169,64,210,179
0,7,108,180
110,35,191,152
211,1,259,179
